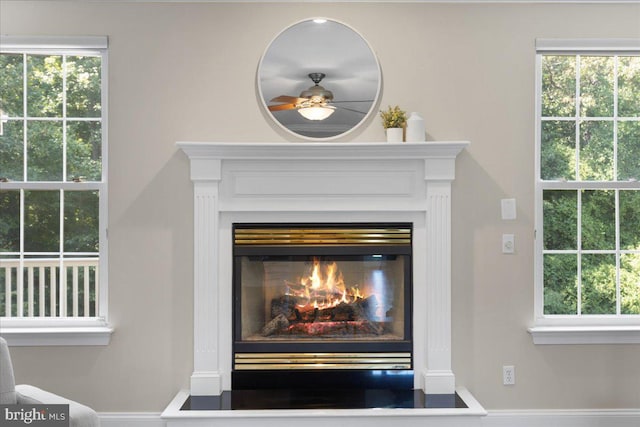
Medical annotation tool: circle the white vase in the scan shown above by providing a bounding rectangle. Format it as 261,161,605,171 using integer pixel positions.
386,127,403,142
406,112,425,142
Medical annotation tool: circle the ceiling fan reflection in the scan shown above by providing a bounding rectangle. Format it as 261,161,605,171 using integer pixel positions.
268,73,373,120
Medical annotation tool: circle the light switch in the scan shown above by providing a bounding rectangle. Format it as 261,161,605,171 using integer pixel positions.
501,198,516,220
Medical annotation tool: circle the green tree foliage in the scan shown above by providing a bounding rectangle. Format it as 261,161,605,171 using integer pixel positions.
619,121,640,181
0,54,24,181
580,56,614,117
542,55,576,117
66,56,101,118
24,191,60,252
618,56,640,117
0,190,20,252
64,191,99,252
621,254,640,314
543,190,577,250
0,54,24,116
544,254,577,315
581,254,616,315
620,192,640,314
541,54,640,316
580,121,613,180
541,121,576,180
581,190,615,250
27,55,63,117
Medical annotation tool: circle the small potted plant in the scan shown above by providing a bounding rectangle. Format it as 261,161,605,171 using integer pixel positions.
379,105,407,142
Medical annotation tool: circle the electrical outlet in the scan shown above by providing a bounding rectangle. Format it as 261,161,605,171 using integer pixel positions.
503,365,515,385
502,234,515,254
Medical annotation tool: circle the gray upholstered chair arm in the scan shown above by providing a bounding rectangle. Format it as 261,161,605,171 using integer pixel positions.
16,384,100,427
0,337,17,404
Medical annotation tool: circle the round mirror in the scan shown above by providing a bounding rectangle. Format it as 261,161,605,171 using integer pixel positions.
257,18,381,140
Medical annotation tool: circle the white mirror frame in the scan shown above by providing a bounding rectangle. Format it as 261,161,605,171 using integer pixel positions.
257,18,382,141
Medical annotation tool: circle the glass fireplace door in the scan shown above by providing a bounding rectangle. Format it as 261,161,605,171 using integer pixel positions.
238,254,408,343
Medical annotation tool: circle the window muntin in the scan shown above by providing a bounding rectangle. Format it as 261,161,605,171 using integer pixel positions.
0,39,107,322
537,44,640,322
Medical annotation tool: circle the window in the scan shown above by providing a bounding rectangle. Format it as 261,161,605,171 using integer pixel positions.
0,36,111,345
531,39,640,344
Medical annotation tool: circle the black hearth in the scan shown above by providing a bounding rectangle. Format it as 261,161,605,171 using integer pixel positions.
232,223,413,390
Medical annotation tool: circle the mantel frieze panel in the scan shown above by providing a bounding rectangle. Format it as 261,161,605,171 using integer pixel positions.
218,160,423,210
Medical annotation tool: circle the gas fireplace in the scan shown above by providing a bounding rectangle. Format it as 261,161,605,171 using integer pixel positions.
173,141,469,399
163,142,488,423
232,224,413,390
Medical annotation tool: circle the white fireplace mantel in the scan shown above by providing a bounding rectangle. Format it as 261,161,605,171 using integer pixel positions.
176,141,469,398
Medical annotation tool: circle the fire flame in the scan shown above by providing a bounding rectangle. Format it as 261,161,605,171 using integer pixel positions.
286,258,364,310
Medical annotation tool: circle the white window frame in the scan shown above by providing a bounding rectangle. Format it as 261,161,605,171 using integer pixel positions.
530,38,640,345
0,36,112,346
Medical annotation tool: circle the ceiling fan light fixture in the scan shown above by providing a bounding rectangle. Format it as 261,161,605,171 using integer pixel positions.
299,73,334,101
298,105,335,121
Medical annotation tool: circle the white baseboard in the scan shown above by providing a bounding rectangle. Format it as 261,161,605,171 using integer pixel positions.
99,413,165,427
482,410,640,427
99,409,640,427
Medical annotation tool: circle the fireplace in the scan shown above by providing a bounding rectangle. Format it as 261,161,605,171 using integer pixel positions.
163,142,488,424
232,223,413,390
171,141,470,399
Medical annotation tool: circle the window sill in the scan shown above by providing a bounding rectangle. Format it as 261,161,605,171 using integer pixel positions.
0,318,113,346
528,325,640,345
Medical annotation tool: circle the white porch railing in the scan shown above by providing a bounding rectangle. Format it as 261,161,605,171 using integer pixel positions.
0,258,99,318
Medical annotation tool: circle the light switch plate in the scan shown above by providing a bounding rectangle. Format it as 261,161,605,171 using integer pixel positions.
501,198,516,220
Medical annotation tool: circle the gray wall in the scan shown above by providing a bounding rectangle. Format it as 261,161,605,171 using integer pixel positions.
1,1,639,412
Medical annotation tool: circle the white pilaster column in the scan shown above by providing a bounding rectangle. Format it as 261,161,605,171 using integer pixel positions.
190,160,223,396
422,158,456,395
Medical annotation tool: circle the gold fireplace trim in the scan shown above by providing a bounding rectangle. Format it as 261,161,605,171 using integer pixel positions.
234,352,411,370
234,227,411,246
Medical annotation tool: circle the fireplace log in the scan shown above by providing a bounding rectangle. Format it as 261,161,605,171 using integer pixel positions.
294,303,354,322
286,320,384,336
263,293,388,337
328,302,355,321
269,294,382,324
260,316,386,338
261,313,290,336
270,296,299,321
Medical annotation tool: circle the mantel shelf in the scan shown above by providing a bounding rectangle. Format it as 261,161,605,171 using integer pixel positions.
176,141,469,161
